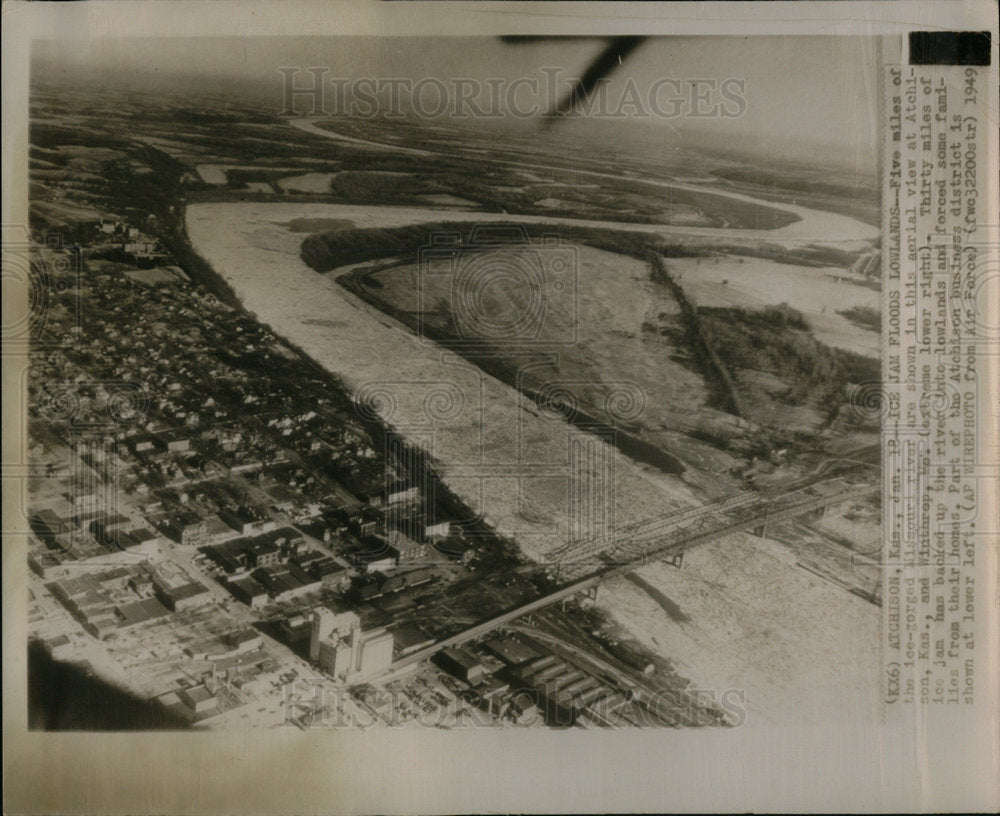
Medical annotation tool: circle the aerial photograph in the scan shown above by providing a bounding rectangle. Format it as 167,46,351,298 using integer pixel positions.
24,35,884,730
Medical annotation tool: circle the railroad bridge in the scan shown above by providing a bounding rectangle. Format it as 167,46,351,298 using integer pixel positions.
371,475,879,681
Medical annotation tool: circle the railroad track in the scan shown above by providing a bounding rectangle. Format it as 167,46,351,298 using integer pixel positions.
369,479,877,682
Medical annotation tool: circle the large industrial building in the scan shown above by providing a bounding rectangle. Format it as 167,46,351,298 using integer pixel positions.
309,609,394,682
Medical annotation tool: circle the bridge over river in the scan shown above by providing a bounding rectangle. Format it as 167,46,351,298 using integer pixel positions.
372,477,878,681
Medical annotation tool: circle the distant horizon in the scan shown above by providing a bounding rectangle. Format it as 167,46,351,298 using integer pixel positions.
31,34,880,174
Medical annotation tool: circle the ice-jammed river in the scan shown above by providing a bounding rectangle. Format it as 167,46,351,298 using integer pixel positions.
186,199,879,727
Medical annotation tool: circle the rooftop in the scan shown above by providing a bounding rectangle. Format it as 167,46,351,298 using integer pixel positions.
391,622,434,651
248,540,280,557
484,636,541,667
438,647,481,671
180,684,215,705
160,581,209,602
226,628,261,646
229,575,269,597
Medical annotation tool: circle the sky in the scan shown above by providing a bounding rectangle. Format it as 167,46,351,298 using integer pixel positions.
33,35,880,169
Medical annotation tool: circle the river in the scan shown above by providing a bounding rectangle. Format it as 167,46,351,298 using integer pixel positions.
185,198,879,727
285,118,879,246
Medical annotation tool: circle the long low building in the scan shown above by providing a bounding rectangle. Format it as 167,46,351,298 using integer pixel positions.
154,579,210,612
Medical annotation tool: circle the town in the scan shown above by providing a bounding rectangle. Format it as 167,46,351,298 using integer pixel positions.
26,210,725,729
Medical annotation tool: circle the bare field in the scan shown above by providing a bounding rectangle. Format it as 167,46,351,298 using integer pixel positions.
196,164,303,185
276,172,338,193
352,243,713,428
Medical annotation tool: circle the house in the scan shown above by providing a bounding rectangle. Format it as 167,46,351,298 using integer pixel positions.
44,634,73,660
205,516,235,543
478,676,511,713
484,636,541,667
127,527,161,555
379,568,436,595
507,690,540,724
280,614,311,642
155,429,191,453
364,555,397,574
29,509,72,551
73,492,100,514
224,628,263,654
272,529,306,558
89,513,132,545
178,684,217,716
350,578,384,604
246,540,281,568
290,553,349,589
385,530,427,566
253,566,319,602
164,511,207,547
50,573,103,602
424,521,452,540
154,579,210,612
113,597,170,628
123,241,162,260
385,484,420,507
391,622,435,656
219,505,269,536
207,539,248,574
128,572,155,597
228,575,269,609
433,647,485,685
348,507,381,539
85,616,118,640
128,435,157,454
